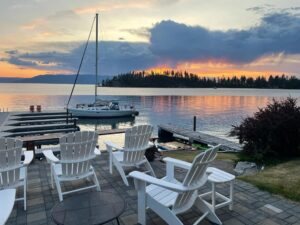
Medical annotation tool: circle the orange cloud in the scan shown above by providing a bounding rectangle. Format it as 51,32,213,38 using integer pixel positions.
21,19,46,30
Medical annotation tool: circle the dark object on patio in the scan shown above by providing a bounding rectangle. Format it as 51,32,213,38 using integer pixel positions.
145,145,160,162
52,192,125,225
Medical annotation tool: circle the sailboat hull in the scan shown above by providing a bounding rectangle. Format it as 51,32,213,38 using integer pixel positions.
68,107,139,118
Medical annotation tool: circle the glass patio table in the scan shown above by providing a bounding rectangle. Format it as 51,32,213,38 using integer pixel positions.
52,192,125,225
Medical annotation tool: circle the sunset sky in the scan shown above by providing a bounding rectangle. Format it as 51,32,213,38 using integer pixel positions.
1,0,300,78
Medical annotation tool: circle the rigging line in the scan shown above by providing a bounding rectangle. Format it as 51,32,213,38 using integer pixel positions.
66,16,96,108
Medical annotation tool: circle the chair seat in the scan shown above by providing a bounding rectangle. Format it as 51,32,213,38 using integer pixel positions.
53,164,94,180
146,178,180,207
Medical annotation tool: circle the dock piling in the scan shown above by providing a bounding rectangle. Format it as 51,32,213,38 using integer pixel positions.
193,116,196,131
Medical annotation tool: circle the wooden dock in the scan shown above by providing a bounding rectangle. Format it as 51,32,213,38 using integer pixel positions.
97,128,126,135
0,110,79,138
158,124,242,152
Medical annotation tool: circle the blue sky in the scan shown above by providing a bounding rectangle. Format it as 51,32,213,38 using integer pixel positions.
1,0,300,77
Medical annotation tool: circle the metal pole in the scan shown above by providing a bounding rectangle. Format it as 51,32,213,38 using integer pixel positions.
95,13,98,102
193,116,196,131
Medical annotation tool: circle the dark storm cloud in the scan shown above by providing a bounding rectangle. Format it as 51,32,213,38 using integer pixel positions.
5,50,18,55
4,12,300,74
8,56,39,67
149,12,300,64
4,41,156,75
122,27,150,39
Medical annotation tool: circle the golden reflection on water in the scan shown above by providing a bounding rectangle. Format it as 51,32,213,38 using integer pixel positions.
0,95,67,111
141,95,270,117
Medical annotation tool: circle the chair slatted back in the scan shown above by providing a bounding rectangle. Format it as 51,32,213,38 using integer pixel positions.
60,131,98,177
0,138,23,187
123,125,153,164
172,145,220,214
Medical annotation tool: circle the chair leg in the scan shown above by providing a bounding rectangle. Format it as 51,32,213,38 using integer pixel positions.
136,180,146,225
24,181,27,211
50,165,54,189
212,182,216,212
194,197,222,225
114,161,129,186
109,150,113,174
147,196,183,225
53,174,63,202
92,169,101,191
229,180,234,211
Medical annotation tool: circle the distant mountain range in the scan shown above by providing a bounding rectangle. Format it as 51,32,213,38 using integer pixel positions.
0,74,111,84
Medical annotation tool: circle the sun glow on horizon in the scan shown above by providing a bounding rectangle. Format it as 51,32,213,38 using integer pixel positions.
142,60,286,78
0,61,71,78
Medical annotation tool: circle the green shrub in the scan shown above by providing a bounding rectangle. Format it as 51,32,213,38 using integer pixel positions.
230,97,300,162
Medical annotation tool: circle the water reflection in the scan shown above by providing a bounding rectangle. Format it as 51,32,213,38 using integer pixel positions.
0,89,298,141
78,117,135,131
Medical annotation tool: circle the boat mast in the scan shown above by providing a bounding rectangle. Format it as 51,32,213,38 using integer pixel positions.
95,13,98,102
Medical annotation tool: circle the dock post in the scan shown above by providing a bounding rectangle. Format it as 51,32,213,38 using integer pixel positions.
66,109,69,124
193,116,196,131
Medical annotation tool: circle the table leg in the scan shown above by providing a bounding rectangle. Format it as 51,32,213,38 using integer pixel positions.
211,182,215,212
229,180,234,211
116,217,120,225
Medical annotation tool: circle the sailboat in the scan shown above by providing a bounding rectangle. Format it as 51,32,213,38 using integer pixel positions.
67,13,139,118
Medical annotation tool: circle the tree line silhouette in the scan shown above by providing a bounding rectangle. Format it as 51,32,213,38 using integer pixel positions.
102,71,300,89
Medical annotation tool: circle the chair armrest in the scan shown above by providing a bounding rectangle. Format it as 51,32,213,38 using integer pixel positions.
105,141,123,151
163,157,192,170
23,151,34,166
129,171,193,193
42,150,59,163
94,147,101,156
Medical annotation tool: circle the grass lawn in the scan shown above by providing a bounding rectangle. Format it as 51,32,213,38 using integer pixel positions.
240,159,300,202
162,150,300,202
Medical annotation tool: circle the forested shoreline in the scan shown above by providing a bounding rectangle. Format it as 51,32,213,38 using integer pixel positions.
102,71,300,89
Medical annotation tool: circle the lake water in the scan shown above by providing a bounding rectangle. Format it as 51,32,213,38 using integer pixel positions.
1,83,300,146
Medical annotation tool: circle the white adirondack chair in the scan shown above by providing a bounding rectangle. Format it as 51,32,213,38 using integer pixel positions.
0,189,16,225
105,125,155,186
0,138,33,211
129,145,222,225
43,131,101,202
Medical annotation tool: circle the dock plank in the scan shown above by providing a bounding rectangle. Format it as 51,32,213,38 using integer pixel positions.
10,114,75,121
158,124,242,152
6,127,79,137
6,118,78,126
2,123,77,132
97,128,126,135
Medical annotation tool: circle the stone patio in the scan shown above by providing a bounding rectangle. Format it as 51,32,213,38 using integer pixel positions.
5,152,300,225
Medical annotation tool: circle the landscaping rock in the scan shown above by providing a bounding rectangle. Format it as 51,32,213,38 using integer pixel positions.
234,161,258,175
